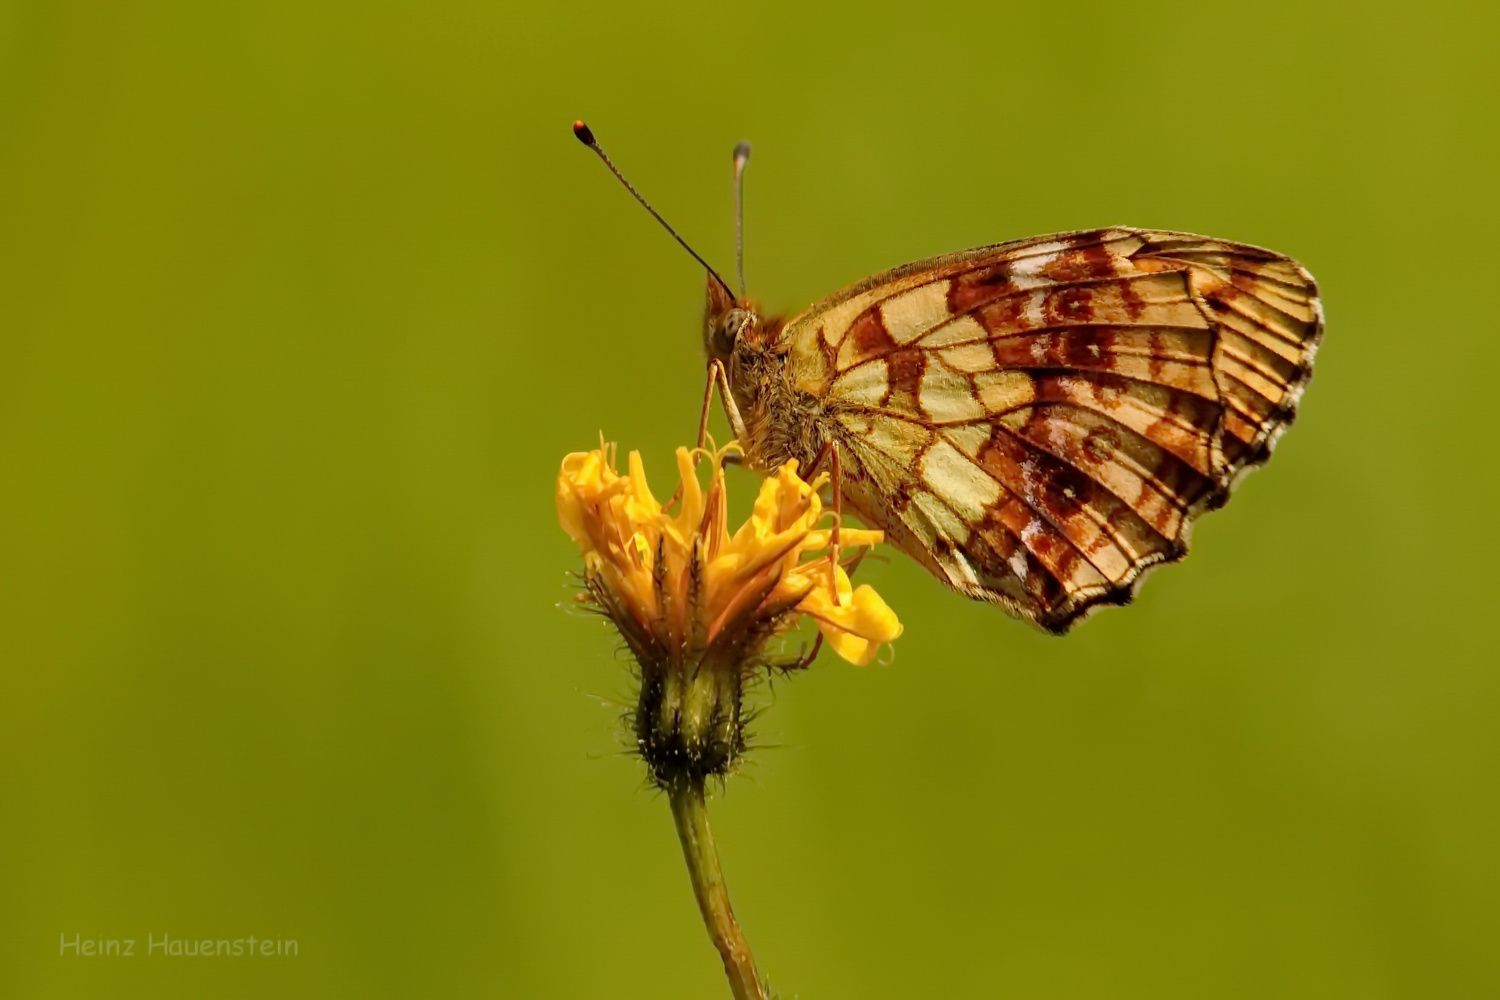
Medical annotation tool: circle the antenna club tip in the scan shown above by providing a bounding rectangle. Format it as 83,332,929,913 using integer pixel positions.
734,140,752,163
572,121,595,146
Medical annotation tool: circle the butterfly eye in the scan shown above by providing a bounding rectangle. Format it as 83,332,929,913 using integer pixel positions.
712,316,740,355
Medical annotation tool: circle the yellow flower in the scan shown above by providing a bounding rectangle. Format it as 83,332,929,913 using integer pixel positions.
557,441,901,666
556,441,902,785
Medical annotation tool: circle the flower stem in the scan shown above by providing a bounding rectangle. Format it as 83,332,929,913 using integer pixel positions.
668,778,770,1000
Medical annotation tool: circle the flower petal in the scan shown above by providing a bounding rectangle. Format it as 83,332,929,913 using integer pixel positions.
797,566,904,666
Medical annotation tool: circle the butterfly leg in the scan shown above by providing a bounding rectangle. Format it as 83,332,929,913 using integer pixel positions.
802,442,844,607
827,446,844,607
663,362,749,511
698,359,749,450
785,632,823,671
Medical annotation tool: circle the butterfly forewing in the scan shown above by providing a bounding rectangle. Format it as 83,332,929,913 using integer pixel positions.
776,228,1321,633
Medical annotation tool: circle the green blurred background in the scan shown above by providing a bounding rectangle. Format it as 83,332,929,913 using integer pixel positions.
3,1,1497,997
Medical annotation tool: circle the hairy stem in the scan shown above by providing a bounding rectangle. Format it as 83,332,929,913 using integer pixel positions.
668,779,769,1000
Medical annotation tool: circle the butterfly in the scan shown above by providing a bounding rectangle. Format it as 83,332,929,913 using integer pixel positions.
576,124,1323,634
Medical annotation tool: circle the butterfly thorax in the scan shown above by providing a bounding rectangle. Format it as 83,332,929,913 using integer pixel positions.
731,330,828,474
704,280,825,473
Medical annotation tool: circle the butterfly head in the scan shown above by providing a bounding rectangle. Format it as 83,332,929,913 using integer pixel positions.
703,274,763,364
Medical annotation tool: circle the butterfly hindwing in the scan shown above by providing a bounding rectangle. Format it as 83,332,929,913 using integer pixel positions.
777,228,1322,633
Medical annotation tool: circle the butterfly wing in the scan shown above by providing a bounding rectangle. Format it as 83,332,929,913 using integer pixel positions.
779,228,1322,634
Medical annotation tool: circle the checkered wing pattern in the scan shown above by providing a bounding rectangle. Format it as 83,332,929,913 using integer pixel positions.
779,228,1322,633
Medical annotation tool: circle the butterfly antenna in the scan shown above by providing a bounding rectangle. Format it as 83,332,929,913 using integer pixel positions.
572,121,737,301
733,141,751,297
